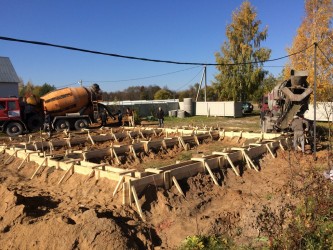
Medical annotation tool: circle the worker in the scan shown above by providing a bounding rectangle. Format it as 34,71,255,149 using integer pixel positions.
100,110,107,127
157,106,165,128
126,108,134,127
43,109,51,137
117,110,123,126
290,114,309,153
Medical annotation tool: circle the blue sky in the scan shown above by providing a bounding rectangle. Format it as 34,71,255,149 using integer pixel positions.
0,0,305,93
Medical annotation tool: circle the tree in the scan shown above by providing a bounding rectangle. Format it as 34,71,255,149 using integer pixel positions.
286,0,333,100
154,89,173,100
213,1,271,101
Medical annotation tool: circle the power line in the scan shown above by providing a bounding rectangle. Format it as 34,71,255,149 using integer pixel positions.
0,35,315,66
82,65,201,83
317,44,333,66
175,68,204,91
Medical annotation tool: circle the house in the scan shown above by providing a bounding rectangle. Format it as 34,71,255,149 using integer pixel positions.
0,57,20,97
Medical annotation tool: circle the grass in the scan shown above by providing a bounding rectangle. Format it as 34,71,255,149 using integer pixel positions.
163,112,262,132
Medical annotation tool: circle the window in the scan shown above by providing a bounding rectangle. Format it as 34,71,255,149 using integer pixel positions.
0,101,5,110
8,101,16,111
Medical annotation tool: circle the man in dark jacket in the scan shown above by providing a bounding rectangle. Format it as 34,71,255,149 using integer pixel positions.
100,110,107,127
290,114,309,153
157,107,165,128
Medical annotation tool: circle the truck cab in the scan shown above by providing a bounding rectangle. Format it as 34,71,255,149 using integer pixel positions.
0,97,27,136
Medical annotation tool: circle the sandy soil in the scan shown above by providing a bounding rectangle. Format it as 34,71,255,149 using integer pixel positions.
0,129,328,249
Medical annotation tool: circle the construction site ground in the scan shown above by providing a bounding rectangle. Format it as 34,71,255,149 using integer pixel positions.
0,116,330,249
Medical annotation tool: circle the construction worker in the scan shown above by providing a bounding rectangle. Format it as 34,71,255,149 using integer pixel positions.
126,108,134,127
157,106,165,128
43,109,51,137
100,110,107,127
290,114,309,153
117,110,123,126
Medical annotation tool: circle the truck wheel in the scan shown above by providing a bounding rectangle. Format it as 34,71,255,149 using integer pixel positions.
55,120,70,131
6,122,23,137
74,119,88,130
27,114,43,131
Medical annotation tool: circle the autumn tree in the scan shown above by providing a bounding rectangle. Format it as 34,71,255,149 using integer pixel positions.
286,0,333,100
213,1,271,101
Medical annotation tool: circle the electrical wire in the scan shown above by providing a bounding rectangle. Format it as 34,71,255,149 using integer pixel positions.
82,65,201,83
317,44,333,66
0,35,315,66
175,68,203,91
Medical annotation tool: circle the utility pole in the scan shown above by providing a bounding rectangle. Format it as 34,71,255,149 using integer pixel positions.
313,42,317,160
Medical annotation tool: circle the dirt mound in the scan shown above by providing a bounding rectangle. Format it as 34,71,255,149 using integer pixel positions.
0,184,139,249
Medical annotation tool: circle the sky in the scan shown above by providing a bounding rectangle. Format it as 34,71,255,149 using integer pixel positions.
0,0,306,93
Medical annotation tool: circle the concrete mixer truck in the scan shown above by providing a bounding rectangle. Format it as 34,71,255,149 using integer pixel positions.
0,84,113,136
261,70,313,132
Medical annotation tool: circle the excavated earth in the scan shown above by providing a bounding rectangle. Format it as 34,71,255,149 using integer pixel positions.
0,126,329,249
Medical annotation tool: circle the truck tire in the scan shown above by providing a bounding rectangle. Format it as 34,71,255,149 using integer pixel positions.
54,119,70,131
74,119,88,130
27,114,43,131
6,122,24,137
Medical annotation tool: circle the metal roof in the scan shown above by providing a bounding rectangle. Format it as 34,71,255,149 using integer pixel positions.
0,57,20,83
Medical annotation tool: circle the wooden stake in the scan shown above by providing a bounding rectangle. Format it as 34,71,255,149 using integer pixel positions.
212,152,240,176
204,162,219,185
58,163,75,185
266,144,275,158
113,175,125,197
172,176,185,197
131,186,144,220
31,158,48,179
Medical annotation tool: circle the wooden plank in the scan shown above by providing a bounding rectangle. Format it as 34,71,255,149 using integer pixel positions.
31,158,47,179
113,175,125,197
58,163,74,185
131,186,144,220
204,162,219,185
172,176,185,197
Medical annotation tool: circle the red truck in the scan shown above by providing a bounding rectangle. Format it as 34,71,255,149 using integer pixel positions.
0,84,113,137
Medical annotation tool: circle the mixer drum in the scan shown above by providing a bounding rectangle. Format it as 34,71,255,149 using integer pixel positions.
41,87,92,116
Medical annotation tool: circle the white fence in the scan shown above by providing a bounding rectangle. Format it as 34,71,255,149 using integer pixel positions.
304,102,333,122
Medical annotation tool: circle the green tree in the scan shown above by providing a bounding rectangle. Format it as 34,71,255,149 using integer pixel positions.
38,83,56,96
154,89,173,100
213,1,271,101
285,0,333,100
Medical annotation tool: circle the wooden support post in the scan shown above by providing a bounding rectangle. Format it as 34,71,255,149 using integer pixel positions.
204,162,219,185
4,149,18,165
17,153,30,170
139,129,146,140
31,158,48,179
219,129,225,140
172,176,185,197
279,140,285,151
58,163,75,185
131,186,144,220
85,169,95,182
212,152,240,176
87,131,95,145
164,171,171,189
194,135,200,145
266,144,275,158
113,175,125,197
112,148,121,164
130,145,138,160
237,131,243,143
122,181,130,205
243,151,259,172
178,136,187,150
128,180,133,205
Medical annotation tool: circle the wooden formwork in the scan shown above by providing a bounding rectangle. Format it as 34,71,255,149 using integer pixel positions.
0,128,287,220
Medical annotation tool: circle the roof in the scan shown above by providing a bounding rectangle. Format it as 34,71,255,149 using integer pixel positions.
0,57,20,83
